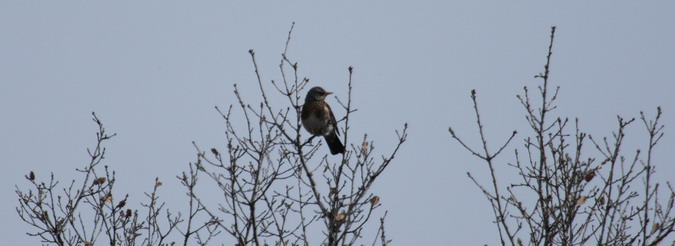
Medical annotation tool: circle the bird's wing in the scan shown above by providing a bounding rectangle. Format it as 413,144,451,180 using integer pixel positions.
325,102,340,136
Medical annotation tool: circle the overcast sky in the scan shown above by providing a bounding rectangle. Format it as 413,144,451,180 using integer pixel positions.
1,1,674,245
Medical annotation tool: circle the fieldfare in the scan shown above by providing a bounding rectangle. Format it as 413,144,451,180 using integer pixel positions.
301,86,346,155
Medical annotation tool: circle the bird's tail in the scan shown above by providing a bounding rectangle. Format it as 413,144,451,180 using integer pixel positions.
324,134,345,155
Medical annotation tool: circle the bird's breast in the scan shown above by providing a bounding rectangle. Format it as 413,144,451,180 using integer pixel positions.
302,101,334,136
302,114,333,136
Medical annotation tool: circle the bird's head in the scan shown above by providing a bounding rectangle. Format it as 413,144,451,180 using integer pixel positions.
305,86,333,102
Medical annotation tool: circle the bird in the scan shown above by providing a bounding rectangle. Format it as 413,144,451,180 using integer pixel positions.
301,86,346,155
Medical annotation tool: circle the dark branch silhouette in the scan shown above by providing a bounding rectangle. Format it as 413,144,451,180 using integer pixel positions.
449,27,674,246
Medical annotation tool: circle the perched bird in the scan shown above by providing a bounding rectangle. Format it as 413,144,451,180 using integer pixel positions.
301,86,346,155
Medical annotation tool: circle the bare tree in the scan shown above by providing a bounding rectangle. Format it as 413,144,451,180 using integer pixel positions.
449,26,674,246
16,23,404,246
182,22,406,246
15,113,182,246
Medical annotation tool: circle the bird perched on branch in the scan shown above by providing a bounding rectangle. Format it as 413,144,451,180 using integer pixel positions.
301,86,345,155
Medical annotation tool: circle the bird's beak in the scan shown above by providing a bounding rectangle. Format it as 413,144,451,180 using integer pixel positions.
324,91,333,95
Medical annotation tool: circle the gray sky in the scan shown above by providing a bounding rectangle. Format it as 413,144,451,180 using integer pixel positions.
1,1,674,245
